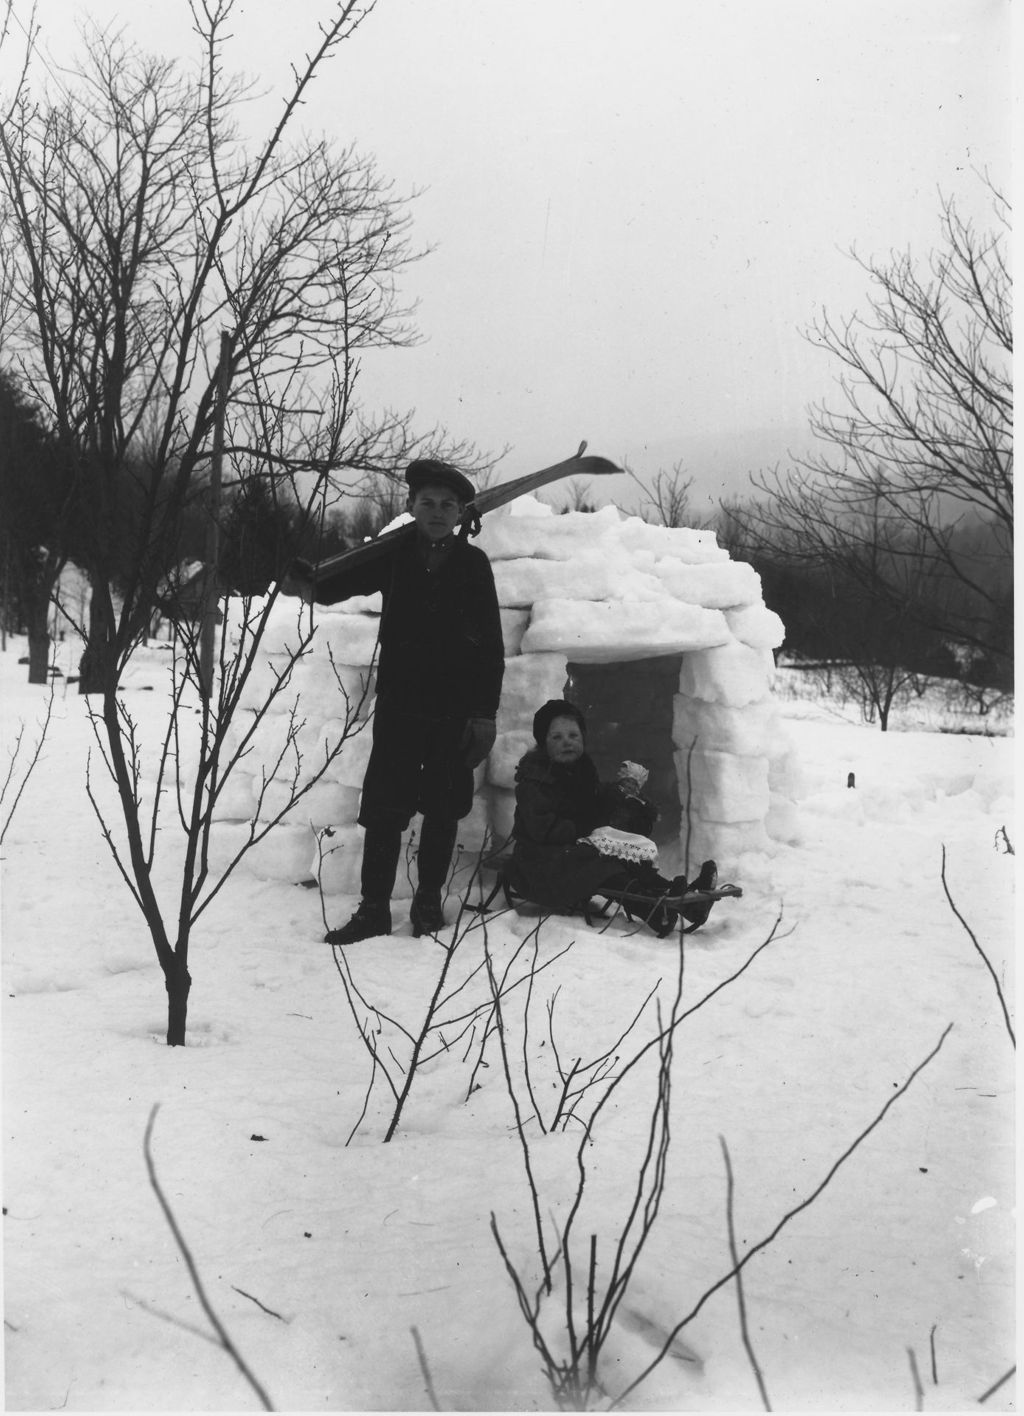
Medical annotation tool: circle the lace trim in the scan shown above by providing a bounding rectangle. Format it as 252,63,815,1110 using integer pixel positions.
581,827,659,865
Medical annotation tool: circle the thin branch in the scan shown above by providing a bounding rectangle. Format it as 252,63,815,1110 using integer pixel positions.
231,1286,287,1321
940,844,1014,1046
721,1137,771,1410
143,1104,275,1410
907,1346,924,1412
483,928,553,1292
410,1326,441,1412
978,1365,1016,1404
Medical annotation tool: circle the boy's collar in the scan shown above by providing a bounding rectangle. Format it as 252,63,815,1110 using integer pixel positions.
414,529,457,561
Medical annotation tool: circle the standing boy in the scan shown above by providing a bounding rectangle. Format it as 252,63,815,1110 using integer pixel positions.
294,460,504,943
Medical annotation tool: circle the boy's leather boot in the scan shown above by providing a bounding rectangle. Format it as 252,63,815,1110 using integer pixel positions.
324,898,392,946
323,821,401,945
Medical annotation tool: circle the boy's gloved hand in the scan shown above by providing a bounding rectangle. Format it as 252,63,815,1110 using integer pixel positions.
460,717,496,767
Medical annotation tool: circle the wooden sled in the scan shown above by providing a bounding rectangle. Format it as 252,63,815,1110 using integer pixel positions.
467,851,742,937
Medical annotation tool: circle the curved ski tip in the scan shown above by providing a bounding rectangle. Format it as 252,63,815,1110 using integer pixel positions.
575,439,588,458
580,455,624,477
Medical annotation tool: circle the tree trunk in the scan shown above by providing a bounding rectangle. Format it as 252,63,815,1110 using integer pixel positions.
165,955,192,1046
26,599,51,684
77,582,107,695
18,554,63,683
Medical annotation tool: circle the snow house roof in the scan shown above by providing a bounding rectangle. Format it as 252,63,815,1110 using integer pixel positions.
475,496,783,664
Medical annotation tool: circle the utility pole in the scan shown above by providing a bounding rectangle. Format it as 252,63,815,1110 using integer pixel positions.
199,331,232,699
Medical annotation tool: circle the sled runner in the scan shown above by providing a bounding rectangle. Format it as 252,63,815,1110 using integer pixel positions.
293,441,621,591
585,882,742,936
468,851,742,937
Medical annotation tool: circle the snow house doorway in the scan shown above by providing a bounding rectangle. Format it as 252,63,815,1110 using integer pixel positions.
565,654,683,850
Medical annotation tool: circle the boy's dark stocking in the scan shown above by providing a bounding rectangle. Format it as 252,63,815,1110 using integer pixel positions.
360,819,403,901
416,816,458,892
411,815,458,936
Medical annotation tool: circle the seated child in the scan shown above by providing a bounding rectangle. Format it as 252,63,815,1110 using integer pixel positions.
510,700,717,929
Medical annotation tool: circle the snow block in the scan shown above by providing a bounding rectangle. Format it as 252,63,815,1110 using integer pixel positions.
523,600,730,662
767,758,808,818
681,748,771,823
614,516,728,564
494,555,663,608
724,602,786,651
241,602,314,660
257,778,361,829
206,821,252,874
224,700,303,772
235,654,300,713
499,606,531,655
318,727,374,790
487,729,537,789
314,823,365,896
496,653,569,731
655,558,764,610
288,657,376,721
487,786,516,844
672,695,778,759
211,770,257,822
679,642,775,707
314,824,412,899
314,612,382,667
476,503,621,561
246,822,318,882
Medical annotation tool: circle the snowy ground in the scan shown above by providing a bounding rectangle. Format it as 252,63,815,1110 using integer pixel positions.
1,639,1015,1413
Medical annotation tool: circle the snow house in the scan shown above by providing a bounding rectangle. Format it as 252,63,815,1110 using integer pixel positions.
213,496,799,897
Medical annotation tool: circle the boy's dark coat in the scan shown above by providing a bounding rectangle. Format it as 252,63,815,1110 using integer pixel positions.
314,527,504,720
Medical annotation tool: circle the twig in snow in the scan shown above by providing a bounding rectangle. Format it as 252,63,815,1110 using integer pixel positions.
929,1324,938,1385
411,1326,441,1411
907,1346,924,1411
231,1286,287,1321
144,1105,275,1410
978,1365,1016,1404
940,845,1014,1047
721,1138,771,1411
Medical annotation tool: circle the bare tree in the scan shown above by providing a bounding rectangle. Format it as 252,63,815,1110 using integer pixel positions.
0,2,472,1043
627,460,697,528
729,182,1012,681
557,479,599,513
0,4,428,689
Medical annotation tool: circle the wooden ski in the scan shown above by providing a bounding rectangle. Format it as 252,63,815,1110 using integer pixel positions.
295,441,621,586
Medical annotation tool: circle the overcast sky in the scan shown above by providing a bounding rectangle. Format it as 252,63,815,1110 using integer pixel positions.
11,1,1014,513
